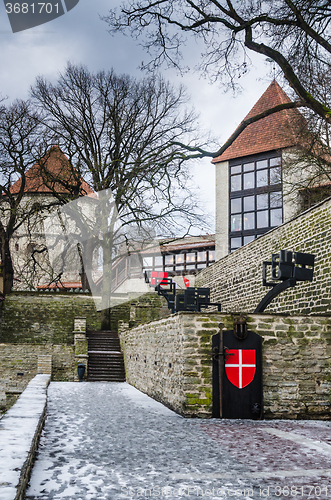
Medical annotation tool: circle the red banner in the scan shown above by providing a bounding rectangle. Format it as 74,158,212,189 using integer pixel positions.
150,271,168,286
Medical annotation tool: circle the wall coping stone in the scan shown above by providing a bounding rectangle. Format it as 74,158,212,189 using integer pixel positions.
136,310,331,321
0,374,50,500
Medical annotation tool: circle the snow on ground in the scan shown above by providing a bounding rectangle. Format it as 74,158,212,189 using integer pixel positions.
24,382,331,499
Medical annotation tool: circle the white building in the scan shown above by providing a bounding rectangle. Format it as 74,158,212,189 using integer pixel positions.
8,146,96,290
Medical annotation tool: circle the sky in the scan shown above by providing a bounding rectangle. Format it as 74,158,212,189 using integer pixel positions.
0,0,277,233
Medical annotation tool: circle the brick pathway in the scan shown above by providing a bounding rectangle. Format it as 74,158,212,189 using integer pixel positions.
25,383,331,499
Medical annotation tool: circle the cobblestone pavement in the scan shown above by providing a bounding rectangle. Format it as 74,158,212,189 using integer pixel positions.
25,383,331,500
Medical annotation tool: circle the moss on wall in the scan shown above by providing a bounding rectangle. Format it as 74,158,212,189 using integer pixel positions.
110,293,169,331
0,292,101,344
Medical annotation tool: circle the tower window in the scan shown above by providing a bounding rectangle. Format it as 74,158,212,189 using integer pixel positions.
229,152,283,252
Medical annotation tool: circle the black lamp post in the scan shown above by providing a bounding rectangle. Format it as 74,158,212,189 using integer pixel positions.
255,250,315,313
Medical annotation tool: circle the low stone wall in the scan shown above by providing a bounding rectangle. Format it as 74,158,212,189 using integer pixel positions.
0,292,169,402
0,292,101,344
0,374,50,500
119,312,331,419
120,312,215,417
0,292,168,344
0,294,99,404
196,196,331,315
0,344,74,411
110,292,170,331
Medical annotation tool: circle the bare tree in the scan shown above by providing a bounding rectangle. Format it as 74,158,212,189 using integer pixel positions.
0,100,50,294
31,63,207,327
31,64,206,232
0,99,89,293
104,0,331,146
280,71,331,213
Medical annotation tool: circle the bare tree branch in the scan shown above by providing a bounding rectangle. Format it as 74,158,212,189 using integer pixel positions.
104,0,331,122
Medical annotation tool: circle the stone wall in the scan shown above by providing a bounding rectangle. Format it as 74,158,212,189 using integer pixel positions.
0,293,99,408
196,196,331,315
110,292,169,331
0,343,74,412
119,312,216,418
0,292,101,344
119,312,331,419
0,291,169,408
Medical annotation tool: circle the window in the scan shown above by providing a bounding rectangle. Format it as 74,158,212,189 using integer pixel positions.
175,253,184,264
165,255,174,266
231,198,241,213
229,152,283,252
159,247,215,274
231,175,241,191
175,253,184,270
231,214,242,232
154,255,163,269
208,250,215,263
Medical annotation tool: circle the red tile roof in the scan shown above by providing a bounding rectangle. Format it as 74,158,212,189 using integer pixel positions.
10,146,95,197
37,281,83,290
212,81,306,163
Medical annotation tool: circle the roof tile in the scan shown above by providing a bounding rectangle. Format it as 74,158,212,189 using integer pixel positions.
10,146,95,197
213,81,306,163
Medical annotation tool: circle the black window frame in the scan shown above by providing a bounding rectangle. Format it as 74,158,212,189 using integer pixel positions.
141,248,216,275
229,151,283,253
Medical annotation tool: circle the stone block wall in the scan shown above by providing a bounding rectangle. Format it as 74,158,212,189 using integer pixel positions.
0,291,169,408
196,196,331,315
245,313,331,419
0,293,99,409
110,293,169,331
0,292,101,344
37,355,52,375
0,343,74,412
119,312,331,419
119,312,217,417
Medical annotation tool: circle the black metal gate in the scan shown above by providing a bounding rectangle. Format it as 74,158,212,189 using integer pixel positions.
212,330,263,419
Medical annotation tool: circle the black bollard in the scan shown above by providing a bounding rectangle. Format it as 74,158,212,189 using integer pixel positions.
77,363,86,382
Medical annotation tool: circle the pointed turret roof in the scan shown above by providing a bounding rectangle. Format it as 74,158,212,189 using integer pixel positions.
212,80,306,163
10,146,95,197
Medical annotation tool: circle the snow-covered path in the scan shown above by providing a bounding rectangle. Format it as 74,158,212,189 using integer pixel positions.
25,382,331,499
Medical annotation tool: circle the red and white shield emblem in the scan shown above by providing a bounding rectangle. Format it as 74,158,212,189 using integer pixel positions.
225,349,256,389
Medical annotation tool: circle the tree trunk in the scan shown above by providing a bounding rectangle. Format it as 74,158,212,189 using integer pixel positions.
2,236,13,295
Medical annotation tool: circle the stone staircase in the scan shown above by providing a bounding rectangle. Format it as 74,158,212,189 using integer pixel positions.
87,331,126,382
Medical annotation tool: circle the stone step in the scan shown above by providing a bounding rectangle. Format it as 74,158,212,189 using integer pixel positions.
88,368,125,373
89,347,120,350
88,366,124,370
87,330,125,382
88,338,120,342
88,345,121,351
88,376,125,380
88,367,125,374
88,361,124,367
88,371,125,377
88,351,123,361
88,351,122,356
